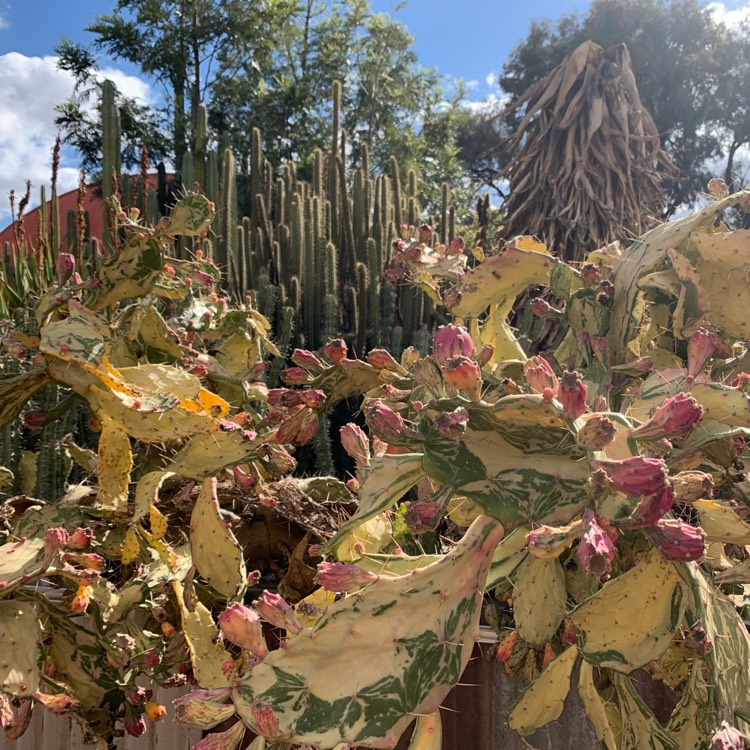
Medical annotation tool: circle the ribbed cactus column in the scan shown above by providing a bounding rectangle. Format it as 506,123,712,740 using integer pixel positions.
100,80,121,254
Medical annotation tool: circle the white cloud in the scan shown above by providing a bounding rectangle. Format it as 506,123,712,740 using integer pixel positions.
486,72,497,88
0,53,152,229
706,1,750,27
0,1,8,30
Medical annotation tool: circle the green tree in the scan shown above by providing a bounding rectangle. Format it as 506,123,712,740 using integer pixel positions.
54,38,170,176
498,0,748,213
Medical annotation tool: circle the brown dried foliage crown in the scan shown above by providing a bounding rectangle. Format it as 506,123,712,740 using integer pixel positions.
502,41,676,261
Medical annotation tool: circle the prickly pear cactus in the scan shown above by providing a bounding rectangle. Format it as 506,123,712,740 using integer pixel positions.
227,516,503,748
190,478,247,599
0,601,41,696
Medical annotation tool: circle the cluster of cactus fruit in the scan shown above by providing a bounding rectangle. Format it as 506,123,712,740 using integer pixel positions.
2,134,750,749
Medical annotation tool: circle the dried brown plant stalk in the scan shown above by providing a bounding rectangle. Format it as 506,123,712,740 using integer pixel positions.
503,41,675,261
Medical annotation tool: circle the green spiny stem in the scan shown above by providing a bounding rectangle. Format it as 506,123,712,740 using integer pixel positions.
206,149,220,208
449,206,456,245
353,168,368,261
274,177,285,227
367,238,381,347
322,293,339,343
313,149,325,198
100,79,120,255
390,156,403,232
219,147,237,295
266,305,295,388
338,155,356,273
303,196,321,349
250,127,263,226
313,414,335,475
380,279,397,349
355,261,370,356
264,160,273,216
343,283,358,343
182,150,195,191
407,196,418,228
194,104,209,189
324,242,338,298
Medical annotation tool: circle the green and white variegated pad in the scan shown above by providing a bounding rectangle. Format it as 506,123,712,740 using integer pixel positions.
231,515,504,748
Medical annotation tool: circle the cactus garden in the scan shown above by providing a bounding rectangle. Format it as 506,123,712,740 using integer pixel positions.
3,3,750,747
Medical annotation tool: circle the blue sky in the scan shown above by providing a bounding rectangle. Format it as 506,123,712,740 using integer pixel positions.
0,0,748,226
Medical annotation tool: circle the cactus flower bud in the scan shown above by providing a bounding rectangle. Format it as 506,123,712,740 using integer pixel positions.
340,423,370,466
687,329,718,380
291,348,326,372
531,298,561,317
44,528,69,564
591,456,668,498
144,701,167,722
56,252,75,285
578,508,616,579
63,552,105,571
404,498,442,533
731,372,750,395
475,343,494,368
524,356,558,394
496,630,519,662
218,604,268,657
281,367,313,386
443,355,482,400
672,471,713,503
432,324,474,367
324,338,348,364
192,270,214,287
315,562,378,592
33,692,78,714
252,591,302,634
646,519,705,562
558,370,588,419
527,522,582,559
67,527,92,550
366,348,402,371
22,411,47,430
433,406,469,438
576,414,616,450
711,721,746,750
631,393,703,440
174,688,234,730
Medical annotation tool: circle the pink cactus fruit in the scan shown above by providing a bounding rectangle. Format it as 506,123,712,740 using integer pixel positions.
577,508,616,579
432,324,474,368
558,370,588,419
630,393,703,440
273,407,319,446
591,456,668,498
524,355,558,394
291,348,326,372
496,630,519,662
687,329,718,380
232,466,256,491
252,591,302,634
366,348,402,371
527,521,582,559
44,528,69,564
340,423,370,467
249,700,280,739
22,411,46,430
475,343,495,368
433,406,469,438
56,252,75,285
404,498,442,534
646,519,705,562
672,471,713,503
299,389,326,408
576,414,616,450
630,483,675,526
531,298,560,317
443,355,482,400
324,338,348,364
217,604,268,657
315,561,378,592
281,366,313,385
